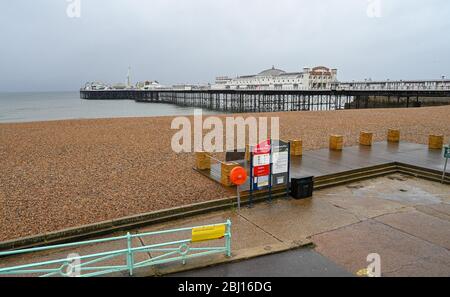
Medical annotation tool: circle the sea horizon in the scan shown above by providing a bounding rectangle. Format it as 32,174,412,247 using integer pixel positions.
0,90,218,124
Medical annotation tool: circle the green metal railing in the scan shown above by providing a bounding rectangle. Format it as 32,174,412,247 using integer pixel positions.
443,145,450,183
0,220,231,277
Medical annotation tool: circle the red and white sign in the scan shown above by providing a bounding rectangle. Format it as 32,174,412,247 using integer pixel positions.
253,140,271,178
253,164,270,177
253,154,270,166
254,140,271,155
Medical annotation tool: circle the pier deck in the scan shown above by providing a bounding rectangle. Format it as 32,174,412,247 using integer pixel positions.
80,89,450,112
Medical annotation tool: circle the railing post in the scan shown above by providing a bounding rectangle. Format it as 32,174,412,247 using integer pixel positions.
442,146,449,183
126,232,134,276
225,219,232,257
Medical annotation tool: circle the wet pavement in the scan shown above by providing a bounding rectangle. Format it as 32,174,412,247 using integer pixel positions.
311,175,450,277
170,248,352,277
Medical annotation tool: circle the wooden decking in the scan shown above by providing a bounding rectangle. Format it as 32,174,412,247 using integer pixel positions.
196,142,449,191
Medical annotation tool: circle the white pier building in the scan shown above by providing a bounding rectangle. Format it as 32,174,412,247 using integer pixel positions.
213,66,338,90
336,78,450,91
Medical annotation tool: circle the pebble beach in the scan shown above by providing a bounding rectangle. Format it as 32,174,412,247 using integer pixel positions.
1,106,450,241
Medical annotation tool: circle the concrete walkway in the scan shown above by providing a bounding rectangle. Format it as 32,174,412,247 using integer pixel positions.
170,248,353,277
1,174,449,277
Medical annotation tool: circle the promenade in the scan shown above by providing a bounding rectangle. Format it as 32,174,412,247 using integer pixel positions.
1,174,449,277
1,106,449,242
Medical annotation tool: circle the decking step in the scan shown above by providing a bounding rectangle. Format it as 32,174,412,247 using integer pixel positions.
314,164,397,186
396,164,450,184
315,169,398,190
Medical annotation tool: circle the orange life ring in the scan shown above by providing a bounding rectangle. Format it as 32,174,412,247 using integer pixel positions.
230,166,248,186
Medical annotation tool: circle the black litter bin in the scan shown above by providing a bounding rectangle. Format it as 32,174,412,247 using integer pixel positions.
290,176,314,199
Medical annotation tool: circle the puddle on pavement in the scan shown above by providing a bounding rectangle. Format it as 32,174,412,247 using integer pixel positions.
349,176,442,205
378,186,442,204
346,184,365,189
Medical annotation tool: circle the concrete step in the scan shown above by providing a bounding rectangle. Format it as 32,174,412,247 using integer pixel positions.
314,163,395,182
315,169,398,190
313,164,398,189
396,164,450,184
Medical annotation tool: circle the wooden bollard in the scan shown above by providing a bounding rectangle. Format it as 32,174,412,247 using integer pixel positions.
359,131,373,146
429,134,444,149
221,162,239,186
329,135,343,151
289,140,303,156
245,144,251,162
387,129,400,143
195,152,211,170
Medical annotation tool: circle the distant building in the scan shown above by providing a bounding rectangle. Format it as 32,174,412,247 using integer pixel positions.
337,79,450,90
212,66,338,90
83,81,108,90
172,84,210,91
136,80,163,90
111,83,127,90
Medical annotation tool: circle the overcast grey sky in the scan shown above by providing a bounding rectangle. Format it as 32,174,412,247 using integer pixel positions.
0,0,449,92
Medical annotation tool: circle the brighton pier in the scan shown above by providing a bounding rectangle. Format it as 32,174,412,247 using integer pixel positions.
81,65,450,112
80,87,450,113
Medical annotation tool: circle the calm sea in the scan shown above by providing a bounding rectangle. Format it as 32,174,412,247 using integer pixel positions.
0,91,218,123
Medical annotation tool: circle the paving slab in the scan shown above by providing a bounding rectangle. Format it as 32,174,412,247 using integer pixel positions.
141,240,310,277
312,219,450,277
170,248,352,277
317,184,410,220
238,197,360,242
375,210,450,250
136,210,281,262
415,203,450,222
403,179,450,202
345,175,446,206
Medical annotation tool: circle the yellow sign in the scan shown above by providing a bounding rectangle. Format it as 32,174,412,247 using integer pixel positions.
356,268,368,277
192,224,226,242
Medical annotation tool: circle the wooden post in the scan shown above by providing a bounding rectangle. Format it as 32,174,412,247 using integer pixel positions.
359,131,373,146
387,129,400,143
329,135,343,151
429,135,444,149
245,144,251,162
195,152,211,170
221,162,240,187
289,140,303,156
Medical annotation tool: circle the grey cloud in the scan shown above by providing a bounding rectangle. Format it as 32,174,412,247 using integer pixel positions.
0,0,449,91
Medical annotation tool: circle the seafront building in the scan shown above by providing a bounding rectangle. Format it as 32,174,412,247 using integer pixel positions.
212,66,338,90
82,66,450,92
338,78,450,90
83,80,164,91
83,66,165,90
136,80,164,90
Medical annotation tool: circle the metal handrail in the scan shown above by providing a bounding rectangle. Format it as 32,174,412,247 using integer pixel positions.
442,145,449,183
0,220,232,277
